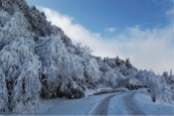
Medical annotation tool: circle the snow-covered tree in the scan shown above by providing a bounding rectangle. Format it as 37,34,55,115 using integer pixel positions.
0,68,8,113
136,70,159,102
98,59,128,88
136,70,174,103
0,38,41,112
0,0,29,14
0,12,33,48
74,43,92,59
103,57,137,77
70,55,84,80
36,36,85,99
83,58,101,86
158,75,173,103
36,36,67,98
125,58,132,69
0,10,10,28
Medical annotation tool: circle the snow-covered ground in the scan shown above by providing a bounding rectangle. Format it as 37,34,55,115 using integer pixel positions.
21,89,173,115
133,90,174,115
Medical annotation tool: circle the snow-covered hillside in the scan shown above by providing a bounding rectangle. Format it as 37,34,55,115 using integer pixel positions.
0,0,174,114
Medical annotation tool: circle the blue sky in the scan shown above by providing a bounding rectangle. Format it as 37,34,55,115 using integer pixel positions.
26,0,174,74
27,0,173,34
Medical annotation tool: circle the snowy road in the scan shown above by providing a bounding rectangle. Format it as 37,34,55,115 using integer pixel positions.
92,91,145,115
91,94,117,115
123,92,145,115
23,89,173,115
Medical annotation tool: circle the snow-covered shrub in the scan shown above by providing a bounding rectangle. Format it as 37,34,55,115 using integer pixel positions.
65,81,84,99
126,77,144,90
0,38,41,112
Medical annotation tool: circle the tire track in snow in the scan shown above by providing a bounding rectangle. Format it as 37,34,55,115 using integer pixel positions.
123,92,145,115
91,94,118,115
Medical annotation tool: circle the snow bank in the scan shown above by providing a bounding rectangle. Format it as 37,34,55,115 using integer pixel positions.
21,93,114,115
133,90,174,115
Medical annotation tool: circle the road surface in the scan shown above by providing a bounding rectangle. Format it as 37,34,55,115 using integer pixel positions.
92,91,145,115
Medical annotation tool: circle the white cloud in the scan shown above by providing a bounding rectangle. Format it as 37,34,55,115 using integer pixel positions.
166,8,174,16
105,27,117,33
38,6,174,74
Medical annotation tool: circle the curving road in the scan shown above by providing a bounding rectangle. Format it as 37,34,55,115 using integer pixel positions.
91,91,145,115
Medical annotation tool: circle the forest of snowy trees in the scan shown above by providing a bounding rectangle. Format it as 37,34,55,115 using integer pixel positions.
0,0,173,114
